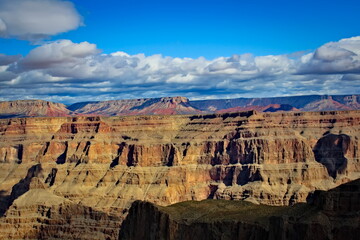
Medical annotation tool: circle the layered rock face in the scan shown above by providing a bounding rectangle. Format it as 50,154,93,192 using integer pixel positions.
0,110,360,238
120,178,360,240
0,174,120,239
216,104,299,113
69,96,200,116
0,100,71,118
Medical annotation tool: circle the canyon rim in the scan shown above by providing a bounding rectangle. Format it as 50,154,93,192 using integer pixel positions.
0,102,359,239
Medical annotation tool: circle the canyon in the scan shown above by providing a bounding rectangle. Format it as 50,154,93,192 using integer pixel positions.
0,109,359,239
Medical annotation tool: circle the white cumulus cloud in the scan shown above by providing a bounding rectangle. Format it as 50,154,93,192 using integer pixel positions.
298,37,360,74
13,40,99,71
0,0,82,40
1,37,360,103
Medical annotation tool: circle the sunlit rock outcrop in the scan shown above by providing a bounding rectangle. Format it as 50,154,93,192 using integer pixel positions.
0,110,359,239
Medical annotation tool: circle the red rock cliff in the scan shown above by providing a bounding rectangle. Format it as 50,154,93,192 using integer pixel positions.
0,110,359,239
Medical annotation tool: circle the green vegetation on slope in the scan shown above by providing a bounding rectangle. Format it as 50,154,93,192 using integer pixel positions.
158,199,319,226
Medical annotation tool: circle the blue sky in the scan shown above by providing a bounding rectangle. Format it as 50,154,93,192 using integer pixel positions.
3,0,360,58
0,0,360,103
72,0,360,58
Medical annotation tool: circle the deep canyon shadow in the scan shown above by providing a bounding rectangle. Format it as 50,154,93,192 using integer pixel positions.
313,133,350,178
0,164,43,217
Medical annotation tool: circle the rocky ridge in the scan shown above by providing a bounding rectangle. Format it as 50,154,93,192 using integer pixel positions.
0,110,359,238
0,100,71,118
69,96,200,116
216,104,299,113
120,178,360,240
192,94,360,112
1,94,359,119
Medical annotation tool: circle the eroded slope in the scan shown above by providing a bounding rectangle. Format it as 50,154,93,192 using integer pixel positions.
0,110,359,238
120,178,360,240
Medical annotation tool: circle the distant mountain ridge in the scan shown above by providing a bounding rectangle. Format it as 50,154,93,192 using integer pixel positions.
191,94,360,112
68,96,200,116
0,94,359,118
0,100,71,118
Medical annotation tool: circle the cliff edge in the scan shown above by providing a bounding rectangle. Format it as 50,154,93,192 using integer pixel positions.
0,110,360,239
120,178,360,240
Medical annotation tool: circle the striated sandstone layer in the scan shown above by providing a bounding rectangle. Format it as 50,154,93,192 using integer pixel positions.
120,178,360,240
0,174,120,239
0,110,359,238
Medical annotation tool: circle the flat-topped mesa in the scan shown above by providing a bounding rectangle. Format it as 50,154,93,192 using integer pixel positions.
160,96,189,104
0,110,360,239
69,96,200,116
0,100,71,118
